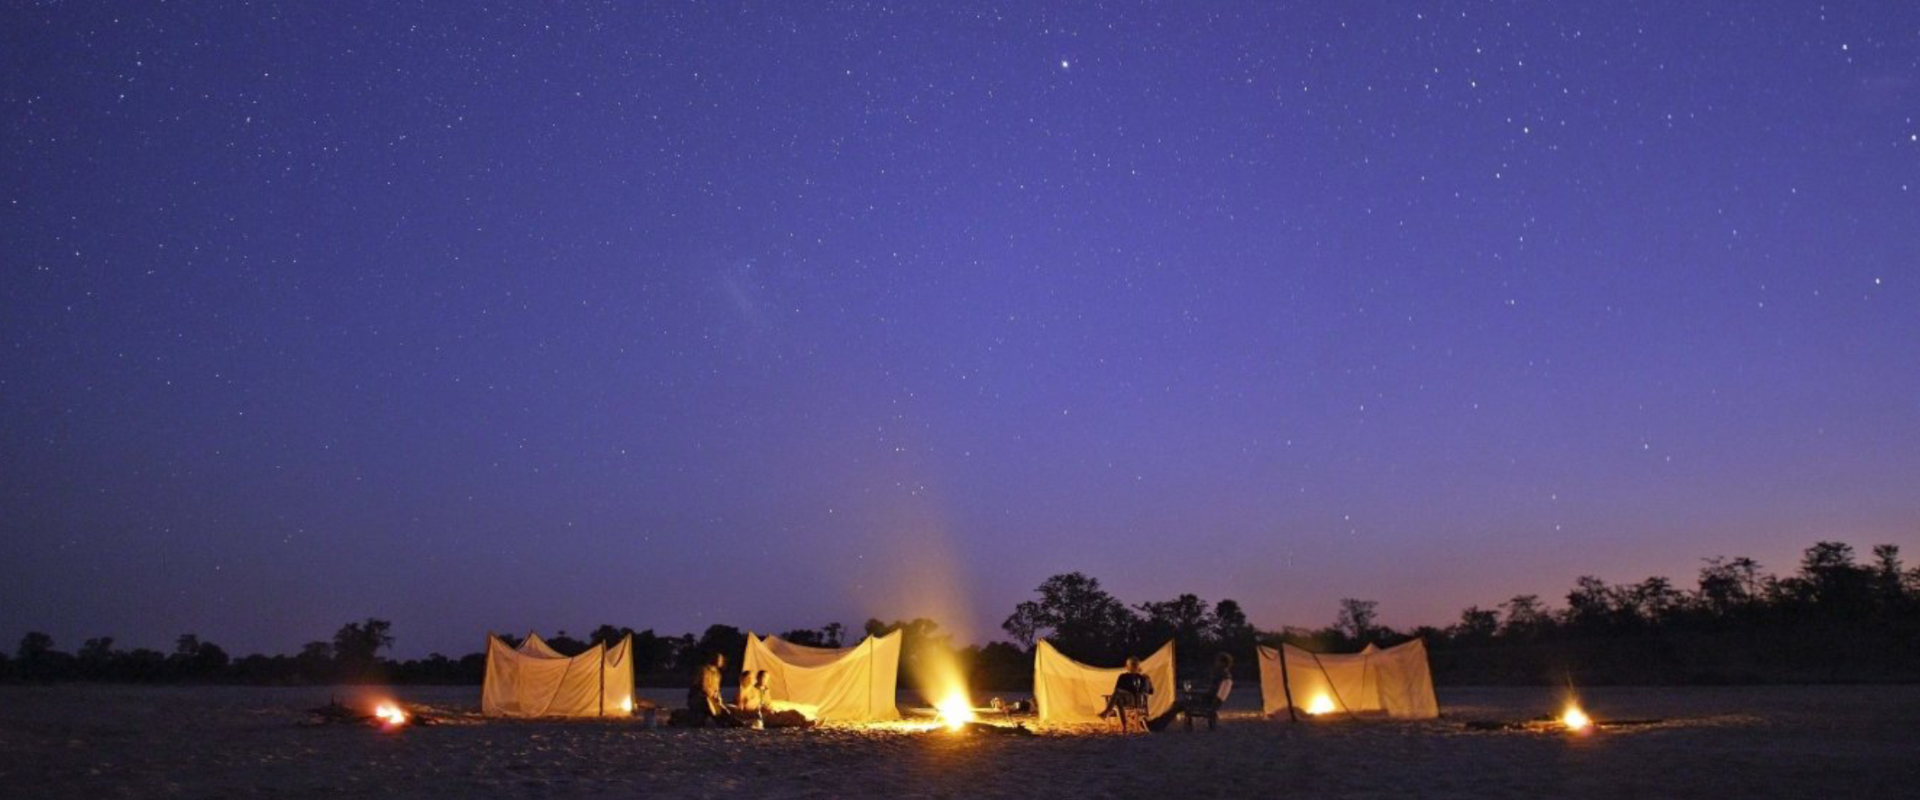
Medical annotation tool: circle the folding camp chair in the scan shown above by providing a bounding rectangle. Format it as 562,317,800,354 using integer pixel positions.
1178,682,1229,731
1103,690,1151,733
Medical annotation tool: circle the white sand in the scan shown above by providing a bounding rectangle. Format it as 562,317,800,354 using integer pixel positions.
2,684,1915,798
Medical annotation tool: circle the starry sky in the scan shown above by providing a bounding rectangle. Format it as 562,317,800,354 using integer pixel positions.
3,2,1917,658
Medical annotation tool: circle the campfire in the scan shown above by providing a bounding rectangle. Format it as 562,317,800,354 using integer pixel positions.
373,702,409,728
1461,698,1666,733
1304,694,1337,716
914,654,1032,736
304,696,432,729
934,690,976,731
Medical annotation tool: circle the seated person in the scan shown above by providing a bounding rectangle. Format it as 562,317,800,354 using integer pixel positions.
1099,657,1154,731
679,651,740,727
751,670,816,729
1156,653,1234,731
735,670,760,712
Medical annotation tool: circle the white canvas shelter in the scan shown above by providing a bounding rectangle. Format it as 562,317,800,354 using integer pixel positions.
515,632,566,659
481,632,634,717
741,631,902,722
1032,640,1177,723
1257,639,1438,719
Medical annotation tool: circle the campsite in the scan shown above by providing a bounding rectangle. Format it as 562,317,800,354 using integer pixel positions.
4,682,1917,799
8,616,1920,798
8,2,1919,798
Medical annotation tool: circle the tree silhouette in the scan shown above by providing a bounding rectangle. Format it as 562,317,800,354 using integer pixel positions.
331,619,393,681
1335,598,1380,644
1790,541,1870,609
1210,599,1256,661
78,637,117,679
545,631,589,655
1002,572,1138,662
1137,594,1212,660
1499,595,1550,638
1453,606,1499,642
587,625,635,649
17,632,53,662
684,625,745,672
1697,557,1763,617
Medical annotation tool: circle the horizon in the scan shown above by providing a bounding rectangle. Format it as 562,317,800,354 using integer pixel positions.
2,538,1896,660
4,3,1917,660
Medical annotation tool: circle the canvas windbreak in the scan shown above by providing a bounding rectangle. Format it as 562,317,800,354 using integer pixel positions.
1032,640,1176,723
481,633,634,717
515,632,566,659
741,631,902,722
1256,639,1438,719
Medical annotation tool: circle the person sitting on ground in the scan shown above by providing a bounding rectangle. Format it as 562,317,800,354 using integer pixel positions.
1099,657,1154,732
735,670,761,715
751,670,818,729
751,670,772,710
683,651,739,727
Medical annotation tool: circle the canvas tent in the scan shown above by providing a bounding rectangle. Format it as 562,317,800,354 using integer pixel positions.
515,631,567,659
481,632,634,717
741,631,902,722
1032,640,1177,723
1257,639,1438,719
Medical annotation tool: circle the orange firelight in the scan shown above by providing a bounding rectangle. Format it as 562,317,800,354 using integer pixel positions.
1561,705,1592,732
934,690,976,731
373,702,409,727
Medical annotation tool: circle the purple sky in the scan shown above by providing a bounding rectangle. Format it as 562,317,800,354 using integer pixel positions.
3,2,1917,658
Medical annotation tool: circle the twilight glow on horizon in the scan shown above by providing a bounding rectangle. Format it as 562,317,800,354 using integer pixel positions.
2,2,1916,657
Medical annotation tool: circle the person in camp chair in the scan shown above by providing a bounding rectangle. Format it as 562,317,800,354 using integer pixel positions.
1099,656,1154,732
1155,652,1234,731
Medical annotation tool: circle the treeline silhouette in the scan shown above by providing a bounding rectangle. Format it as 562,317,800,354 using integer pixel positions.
6,540,1915,688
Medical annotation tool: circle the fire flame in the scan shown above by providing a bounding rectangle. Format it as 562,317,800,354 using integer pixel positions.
1305,694,1337,716
618,697,634,714
935,690,976,731
373,702,408,727
1561,705,1592,732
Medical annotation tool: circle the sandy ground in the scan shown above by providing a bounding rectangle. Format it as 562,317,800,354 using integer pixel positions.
2,684,1916,799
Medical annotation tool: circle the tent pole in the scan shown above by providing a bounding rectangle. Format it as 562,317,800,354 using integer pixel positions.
1278,643,1299,723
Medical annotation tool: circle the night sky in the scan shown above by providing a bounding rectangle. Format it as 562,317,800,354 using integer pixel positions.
4,2,1917,658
